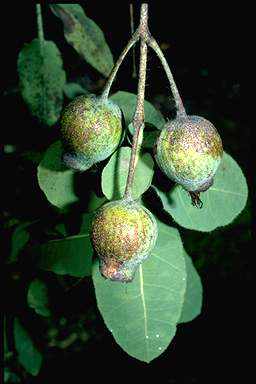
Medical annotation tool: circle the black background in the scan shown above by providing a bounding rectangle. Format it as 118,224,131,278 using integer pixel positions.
2,4,252,383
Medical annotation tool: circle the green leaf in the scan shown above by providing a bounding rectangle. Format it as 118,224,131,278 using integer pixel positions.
101,146,154,200
27,279,50,317
86,191,107,213
154,152,248,232
37,141,79,209
63,82,89,99
4,316,9,358
31,214,93,277
50,4,113,76
111,91,165,130
127,122,160,149
92,219,186,363
14,317,43,376
17,38,66,126
55,222,67,237
9,223,30,263
142,130,160,148
179,251,203,323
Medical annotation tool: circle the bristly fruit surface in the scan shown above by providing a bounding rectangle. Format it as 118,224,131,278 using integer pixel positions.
90,198,158,282
155,115,223,194
60,95,122,171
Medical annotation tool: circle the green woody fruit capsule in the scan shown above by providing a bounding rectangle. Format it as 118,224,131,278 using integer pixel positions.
60,95,122,171
155,115,223,206
90,198,158,283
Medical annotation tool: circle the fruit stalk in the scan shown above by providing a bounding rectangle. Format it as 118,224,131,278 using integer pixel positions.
147,36,186,117
101,29,140,101
124,4,148,198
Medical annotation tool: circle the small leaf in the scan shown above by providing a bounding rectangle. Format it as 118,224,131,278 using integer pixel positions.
63,82,88,99
142,130,160,148
154,152,248,231
17,38,66,126
111,91,165,130
179,251,203,323
31,213,93,277
54,222,67,237
4,316,9,358
101,146,154,200
86,191,107,212
93,219,186,363
27,279,50,317
14,317,43,376
128,123,160,149
9,223,30,263
37,141,79,209
50,4,113,76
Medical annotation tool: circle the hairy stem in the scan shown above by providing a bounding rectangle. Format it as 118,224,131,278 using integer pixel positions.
101,28,140,100
36,4,46,123
36,4,45,56
124,4,148,199
102,3,186,198
129,4,137,78
147,36,186,116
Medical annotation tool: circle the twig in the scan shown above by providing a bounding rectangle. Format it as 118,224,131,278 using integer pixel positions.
36,4,46,123
101,29,140,100
124,4,148,199
36,4,45,56
130,4,137,78
102,3,187,198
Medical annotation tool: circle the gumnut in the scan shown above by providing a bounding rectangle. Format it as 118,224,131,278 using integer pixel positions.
60,94,122,171
90,198,158,282
155,114,223,206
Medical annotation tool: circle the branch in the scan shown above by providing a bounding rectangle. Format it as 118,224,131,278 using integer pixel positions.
124,4,148,199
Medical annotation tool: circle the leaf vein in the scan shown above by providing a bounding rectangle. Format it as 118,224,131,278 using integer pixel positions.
210,187,245,196
48,233,89,243
144,282,173,291
152,253,182,273
139,265,149,358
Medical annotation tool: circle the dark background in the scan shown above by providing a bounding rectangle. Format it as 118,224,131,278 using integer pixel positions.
2,4,252,383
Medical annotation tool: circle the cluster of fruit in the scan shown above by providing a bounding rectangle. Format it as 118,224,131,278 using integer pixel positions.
60,94,223,282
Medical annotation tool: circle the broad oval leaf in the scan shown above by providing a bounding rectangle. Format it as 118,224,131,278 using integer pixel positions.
17,38,66,126
27,279,50,317
50,4,113,76
92,219,186,363
31,214,93,277
37,141,79,209
154,152,248,232
101,146,154,200
179,251,203,323
14,317,43,376
111,91,165,130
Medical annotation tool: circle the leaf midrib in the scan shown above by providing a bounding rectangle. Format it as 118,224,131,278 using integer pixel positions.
139,265,149,361
210,187,246,196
